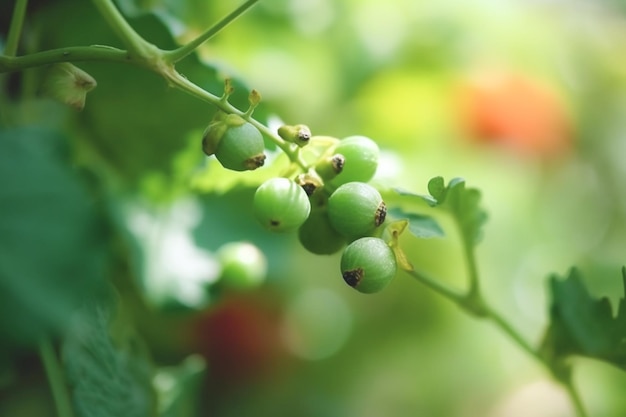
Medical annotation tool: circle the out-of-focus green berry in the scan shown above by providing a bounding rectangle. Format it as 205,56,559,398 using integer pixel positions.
217,242,267,290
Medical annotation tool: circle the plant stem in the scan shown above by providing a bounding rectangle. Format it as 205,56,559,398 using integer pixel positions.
562,377,589,417
39,338,74,417
405,268,465,303
0,46,129,73
90,0,155,58
4,0,29,57
164,0,261,64
164,71,309,170
482,303,541,362
0,0,309,172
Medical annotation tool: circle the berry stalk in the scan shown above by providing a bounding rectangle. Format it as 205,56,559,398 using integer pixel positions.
4,0,29,57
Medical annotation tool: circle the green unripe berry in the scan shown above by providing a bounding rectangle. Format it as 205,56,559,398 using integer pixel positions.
202,113,266,171
327,182,387,239
340,237,397,293
254,178,311,232
216,121,266,171
329,135,379,187
298,210,347,255
216,242,267,290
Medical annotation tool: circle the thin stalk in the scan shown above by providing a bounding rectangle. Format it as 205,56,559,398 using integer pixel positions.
0,46,129,73
4,0,29,57
405,268,465,304
164,0,260,64
455,226,588,417
462,235,481,299
482,304,541,362
562,377,589,417
39,338,74,417
165,71,309,170
90,0,154,58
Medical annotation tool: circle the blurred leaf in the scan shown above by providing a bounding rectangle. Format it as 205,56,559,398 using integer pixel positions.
0,127,106,349
427,176,486,245
540,268,626,370
393,177,486,245
387,207,444,239
62,295,157,417
33,0,271,190
154,355,206,417
393,187,437,206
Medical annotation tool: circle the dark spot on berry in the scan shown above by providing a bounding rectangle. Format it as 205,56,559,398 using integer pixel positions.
300,182,317,196
244,154,266,170
270,220,280,227
374,201,387,227
331,154,345,174
343,268,364,287
297,127,311,142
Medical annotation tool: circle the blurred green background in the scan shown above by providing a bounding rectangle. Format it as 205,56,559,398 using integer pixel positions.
2,0,626,416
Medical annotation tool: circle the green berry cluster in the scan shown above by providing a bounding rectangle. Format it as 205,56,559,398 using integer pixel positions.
253,130,398,294
200,86,397,293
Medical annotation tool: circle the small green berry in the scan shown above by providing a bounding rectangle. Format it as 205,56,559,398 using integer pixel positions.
216,120,266,171
202,113,266,171
340,237,397,293
254,178,311,232
216,242,267,290
327,182,387,239
329,135,379,187
298,210,347,255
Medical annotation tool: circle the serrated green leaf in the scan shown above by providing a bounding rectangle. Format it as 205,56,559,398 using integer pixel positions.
0,127,106,350
62,295,157,417
387,207,444,239
540,268,626,370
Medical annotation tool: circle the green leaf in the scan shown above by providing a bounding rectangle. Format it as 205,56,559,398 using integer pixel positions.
427,176,487,246
540,267,626,370
62,294,157,417
0,127,106,350
393,187,436,206
394,177,487,245
387,207,444,239
427,176,446,201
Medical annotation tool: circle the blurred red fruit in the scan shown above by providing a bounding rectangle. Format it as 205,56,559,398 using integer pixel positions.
192,294,288,383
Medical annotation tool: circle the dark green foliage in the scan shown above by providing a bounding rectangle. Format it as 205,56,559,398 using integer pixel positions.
62,296,156,417
0,127,107,350
540,268,626,370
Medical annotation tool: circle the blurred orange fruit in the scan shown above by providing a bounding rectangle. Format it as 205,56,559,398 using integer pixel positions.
456,70,572,157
